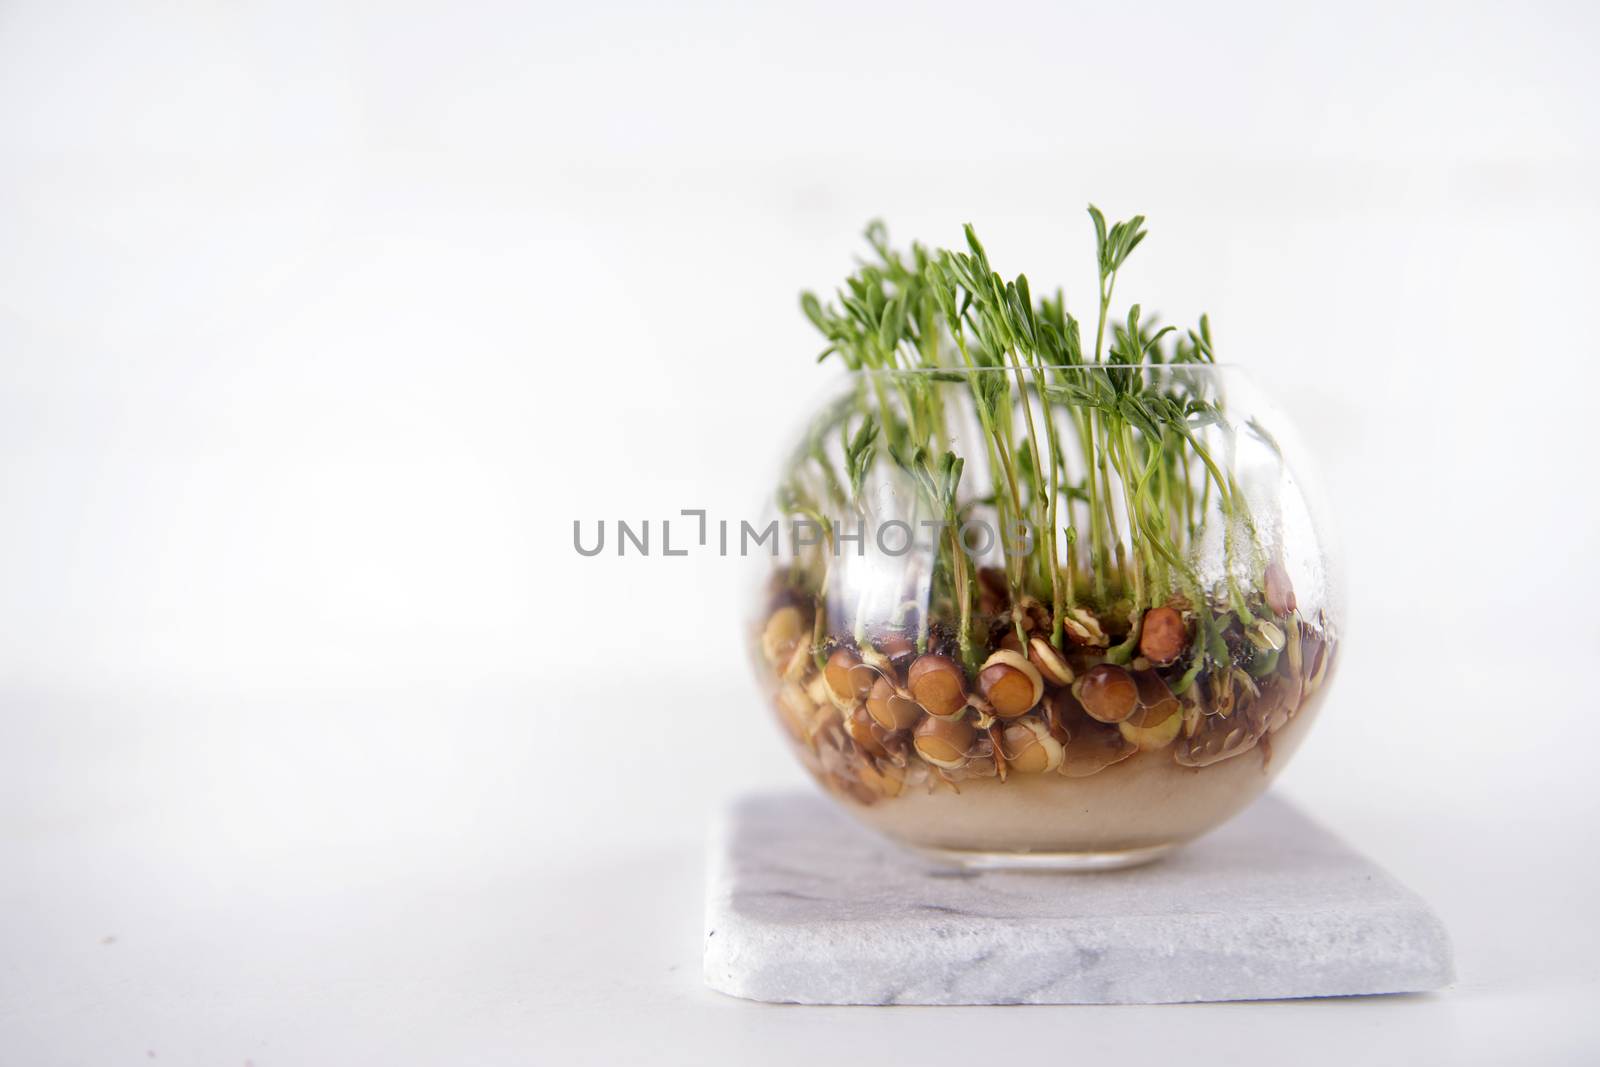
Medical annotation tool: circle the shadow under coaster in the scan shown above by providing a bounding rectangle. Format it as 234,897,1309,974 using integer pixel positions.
703,791,1452,1005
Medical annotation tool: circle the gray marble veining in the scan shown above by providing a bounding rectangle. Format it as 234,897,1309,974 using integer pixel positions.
703,791,1452,1005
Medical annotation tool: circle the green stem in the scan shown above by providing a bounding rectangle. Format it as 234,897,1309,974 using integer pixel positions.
1078,407,1108,602
1005,351,1059,634
948,522,979,674
1027,362,1068,646
953,333,1026,601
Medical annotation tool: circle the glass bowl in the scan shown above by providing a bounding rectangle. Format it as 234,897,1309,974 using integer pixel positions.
748,364,1338,869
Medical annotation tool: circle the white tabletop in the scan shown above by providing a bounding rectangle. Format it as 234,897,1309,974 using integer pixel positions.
2,671,1594,1065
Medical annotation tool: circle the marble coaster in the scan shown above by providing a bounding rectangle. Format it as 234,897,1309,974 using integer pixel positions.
703,791,1452,1005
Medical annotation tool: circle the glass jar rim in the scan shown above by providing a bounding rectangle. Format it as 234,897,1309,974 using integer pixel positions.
841,362,1243,376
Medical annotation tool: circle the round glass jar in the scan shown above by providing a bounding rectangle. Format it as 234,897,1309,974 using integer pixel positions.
749,365,1338,869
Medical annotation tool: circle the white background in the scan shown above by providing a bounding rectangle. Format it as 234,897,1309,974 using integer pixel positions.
2,1,1598,1063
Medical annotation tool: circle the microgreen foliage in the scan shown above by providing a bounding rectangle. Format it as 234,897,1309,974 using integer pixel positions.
842,417,879,502
1090,206,1148,279
793,208,1266,669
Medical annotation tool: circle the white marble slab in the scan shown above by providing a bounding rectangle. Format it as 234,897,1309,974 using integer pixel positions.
704,791,1452,1005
